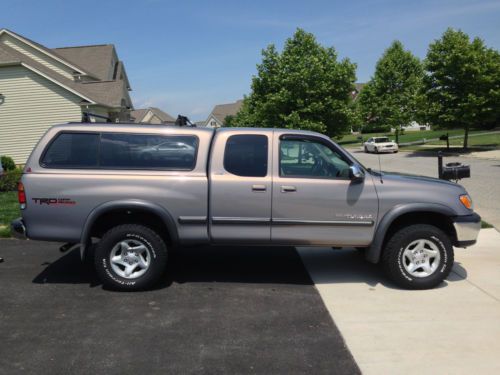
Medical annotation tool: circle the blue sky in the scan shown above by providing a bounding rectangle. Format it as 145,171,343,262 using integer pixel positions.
1,0,499,120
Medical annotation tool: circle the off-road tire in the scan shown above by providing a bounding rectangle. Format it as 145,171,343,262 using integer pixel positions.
94,224,168,291
382,224,454,290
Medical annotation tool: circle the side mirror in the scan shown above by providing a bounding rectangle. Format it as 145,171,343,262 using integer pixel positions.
349,165,365,181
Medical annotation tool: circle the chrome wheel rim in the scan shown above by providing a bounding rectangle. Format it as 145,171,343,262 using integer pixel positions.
109,239,151,279
402,239,441,278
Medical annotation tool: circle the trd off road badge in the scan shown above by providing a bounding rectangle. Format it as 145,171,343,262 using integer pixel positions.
31,198,76,205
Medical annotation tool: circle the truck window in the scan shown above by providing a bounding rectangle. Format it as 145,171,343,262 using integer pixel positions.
223,134,268,177
41,132,99,168
100,133,198,170
280,139,350,179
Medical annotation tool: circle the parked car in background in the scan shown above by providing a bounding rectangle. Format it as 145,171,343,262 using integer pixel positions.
0,157,3,178
136,140,196,165
364,137,398,153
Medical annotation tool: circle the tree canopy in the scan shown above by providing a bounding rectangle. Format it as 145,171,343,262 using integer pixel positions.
233,29,357,137
357,40,423,134
422,28,500,148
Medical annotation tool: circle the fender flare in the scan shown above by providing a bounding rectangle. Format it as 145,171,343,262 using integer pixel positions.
366,203,457,263
79,199,179,259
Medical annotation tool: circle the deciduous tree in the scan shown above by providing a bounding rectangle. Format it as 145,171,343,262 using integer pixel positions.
357,41,423,137
234,29,357,137
422,28,500,148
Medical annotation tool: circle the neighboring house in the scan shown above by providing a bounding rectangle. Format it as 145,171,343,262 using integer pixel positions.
0,28,133,163
205,99,243,128
131,107,175,124
351,82,366,101
401,121,431,132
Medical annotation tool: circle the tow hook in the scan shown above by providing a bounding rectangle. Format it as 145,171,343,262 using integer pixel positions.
60,243,77,253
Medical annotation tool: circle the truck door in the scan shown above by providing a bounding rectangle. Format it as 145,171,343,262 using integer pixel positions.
209,130,272,243
271,133,378,246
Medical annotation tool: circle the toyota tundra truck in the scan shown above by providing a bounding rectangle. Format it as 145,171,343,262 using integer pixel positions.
11,124,481,291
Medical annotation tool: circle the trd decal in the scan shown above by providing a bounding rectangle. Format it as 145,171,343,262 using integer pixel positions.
32,198,76,206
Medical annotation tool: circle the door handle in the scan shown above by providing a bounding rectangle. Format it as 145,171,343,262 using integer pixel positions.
281,185,296,193
252,184,267,192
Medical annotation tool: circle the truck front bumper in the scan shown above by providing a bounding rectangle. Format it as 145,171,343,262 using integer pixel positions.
453,212,481,247
11,218,27,240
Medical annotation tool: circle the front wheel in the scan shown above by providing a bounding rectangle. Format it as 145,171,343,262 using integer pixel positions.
94,224,168,291
364,146,368,153
382,224,454,289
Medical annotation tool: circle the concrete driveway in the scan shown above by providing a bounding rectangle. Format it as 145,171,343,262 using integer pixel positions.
0,240,359,375
299,228,500,375
347,147,500,229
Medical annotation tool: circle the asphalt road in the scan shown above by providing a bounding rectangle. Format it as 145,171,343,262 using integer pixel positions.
347,147,500,229
0,240,360,375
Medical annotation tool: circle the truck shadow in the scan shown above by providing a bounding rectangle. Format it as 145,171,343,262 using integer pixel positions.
32,245,313,288
32,245,467,290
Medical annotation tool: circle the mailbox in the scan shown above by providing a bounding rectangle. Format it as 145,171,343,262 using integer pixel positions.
438,152,470,181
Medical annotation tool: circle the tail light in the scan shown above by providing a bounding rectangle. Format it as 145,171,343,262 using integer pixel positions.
18,182,26,210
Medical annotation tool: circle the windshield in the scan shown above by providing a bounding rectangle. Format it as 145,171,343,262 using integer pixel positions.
375,137,390,143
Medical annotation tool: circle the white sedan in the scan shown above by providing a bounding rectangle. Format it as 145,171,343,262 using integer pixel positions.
363,137,399,153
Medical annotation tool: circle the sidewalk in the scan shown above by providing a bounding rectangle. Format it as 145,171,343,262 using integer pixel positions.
298,228,500,375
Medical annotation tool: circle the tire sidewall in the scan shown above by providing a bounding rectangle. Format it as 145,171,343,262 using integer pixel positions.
95,226,166,290
395,229,452,286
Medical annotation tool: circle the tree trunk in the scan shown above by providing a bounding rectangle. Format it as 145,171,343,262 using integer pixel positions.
463,125,469,149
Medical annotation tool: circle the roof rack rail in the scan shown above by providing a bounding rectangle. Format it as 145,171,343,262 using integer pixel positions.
175,115,196,127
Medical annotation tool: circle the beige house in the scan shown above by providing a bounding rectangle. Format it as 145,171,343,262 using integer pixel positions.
131,107,175,124
205,99,243,128
0,29,133,163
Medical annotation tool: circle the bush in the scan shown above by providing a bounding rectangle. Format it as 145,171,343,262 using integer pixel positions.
0,168,22,192
1,155,16,171
360,125,391,134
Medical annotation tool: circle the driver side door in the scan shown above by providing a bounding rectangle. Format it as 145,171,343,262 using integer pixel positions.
271,134,378,246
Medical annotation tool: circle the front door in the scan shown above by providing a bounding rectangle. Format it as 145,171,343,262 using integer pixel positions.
209,130,272,243
272,133,378,246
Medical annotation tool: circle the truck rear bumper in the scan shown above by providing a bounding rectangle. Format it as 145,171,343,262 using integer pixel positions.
453,213,481,247
11,218,27,240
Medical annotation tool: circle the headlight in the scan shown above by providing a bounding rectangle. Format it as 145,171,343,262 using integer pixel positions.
459,194,473,210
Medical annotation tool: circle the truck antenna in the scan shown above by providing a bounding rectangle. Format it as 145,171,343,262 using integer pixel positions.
378,152,383,184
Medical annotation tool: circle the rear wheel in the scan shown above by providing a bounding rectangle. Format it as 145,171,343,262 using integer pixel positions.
382,224,453,289
94,224,168,291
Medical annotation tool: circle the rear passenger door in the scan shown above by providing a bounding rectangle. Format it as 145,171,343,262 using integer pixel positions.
209,130,272,243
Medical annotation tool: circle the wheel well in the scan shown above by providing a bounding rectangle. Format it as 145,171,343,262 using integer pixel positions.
382,211,456,249
87,208,171,245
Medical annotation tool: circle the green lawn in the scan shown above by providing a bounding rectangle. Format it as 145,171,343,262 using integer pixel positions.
426,133,500,148
336,129,487,146
0,192,20,237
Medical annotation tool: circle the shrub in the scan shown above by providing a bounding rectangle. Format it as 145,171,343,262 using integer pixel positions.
0,168,23,192
1,155,16,171
360,125,391,134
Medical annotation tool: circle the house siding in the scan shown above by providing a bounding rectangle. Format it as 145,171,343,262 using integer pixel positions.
205,115,222,128
0,65,82,163
0,33,76,80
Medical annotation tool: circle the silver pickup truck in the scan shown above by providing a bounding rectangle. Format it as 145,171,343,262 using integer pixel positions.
12,124,481,291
